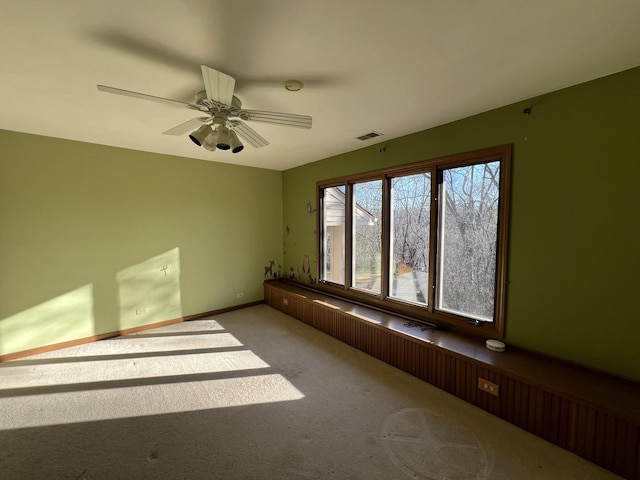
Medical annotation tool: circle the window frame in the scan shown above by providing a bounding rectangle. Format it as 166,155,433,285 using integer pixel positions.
316,145,511,338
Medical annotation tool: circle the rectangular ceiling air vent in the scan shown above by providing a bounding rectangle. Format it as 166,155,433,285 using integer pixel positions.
356,131,383,141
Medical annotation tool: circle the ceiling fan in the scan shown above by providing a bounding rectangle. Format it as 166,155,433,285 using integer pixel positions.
97,65,312,153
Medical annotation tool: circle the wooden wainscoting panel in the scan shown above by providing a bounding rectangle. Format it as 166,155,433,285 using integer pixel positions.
264,280,640,480
574,404,592,460
529,386,545,438
612,417,638,479
593,412,618,472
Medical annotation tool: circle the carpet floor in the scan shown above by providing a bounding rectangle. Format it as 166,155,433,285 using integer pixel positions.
0,304,621,479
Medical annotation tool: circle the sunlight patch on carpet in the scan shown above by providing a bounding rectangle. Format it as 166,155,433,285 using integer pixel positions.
0,373,304,430
1,350,268,389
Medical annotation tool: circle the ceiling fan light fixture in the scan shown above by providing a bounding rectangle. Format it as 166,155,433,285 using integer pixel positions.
203,129,218,151
189,124,212,146
98,65,312,155
216,126,232,150
230,130,244,153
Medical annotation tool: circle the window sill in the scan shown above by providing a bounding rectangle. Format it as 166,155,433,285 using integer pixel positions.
265,278,640,424
264,277,640,480
306,279,503,339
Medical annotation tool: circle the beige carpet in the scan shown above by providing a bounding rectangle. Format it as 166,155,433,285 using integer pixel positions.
0,304,620,479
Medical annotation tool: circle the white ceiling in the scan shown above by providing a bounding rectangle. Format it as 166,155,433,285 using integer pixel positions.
1,1,639,171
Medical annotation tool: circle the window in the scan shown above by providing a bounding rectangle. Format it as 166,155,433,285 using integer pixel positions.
353,180,382,294
437,162,501,322
321,185,346,284
390,172,431,305
318,145,511,336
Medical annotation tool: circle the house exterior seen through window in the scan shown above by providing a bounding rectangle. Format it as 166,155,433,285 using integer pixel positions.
317,145,511,336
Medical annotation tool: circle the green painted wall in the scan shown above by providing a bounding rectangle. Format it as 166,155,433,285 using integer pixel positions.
2,67,639,380
283,66,640,381
0,132,282,355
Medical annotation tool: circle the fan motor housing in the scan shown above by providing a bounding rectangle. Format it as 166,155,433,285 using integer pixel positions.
195,90,208,105
195,90,242,111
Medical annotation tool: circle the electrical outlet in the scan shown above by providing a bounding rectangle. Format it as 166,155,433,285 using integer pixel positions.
236,292,244,298
478,378,499,397
136,308,149,315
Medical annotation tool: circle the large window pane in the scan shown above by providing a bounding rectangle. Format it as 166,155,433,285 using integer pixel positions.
321,186,346,284
437,161,500,322
317,145,510,334
353,180,382,293
389,173,430,305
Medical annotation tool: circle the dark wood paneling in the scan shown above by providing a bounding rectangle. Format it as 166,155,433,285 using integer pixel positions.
265,281,640,479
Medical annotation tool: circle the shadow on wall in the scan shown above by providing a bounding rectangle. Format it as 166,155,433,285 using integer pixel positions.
0,284,95,356
116,248,183,330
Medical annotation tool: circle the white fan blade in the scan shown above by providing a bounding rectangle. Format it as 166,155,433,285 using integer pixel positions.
162,117,210,136
239,110,312,129
97,85,206,111
201,65,236,107
229,120,269,148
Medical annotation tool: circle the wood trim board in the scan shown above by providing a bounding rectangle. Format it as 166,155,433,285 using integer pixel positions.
264,279,640,480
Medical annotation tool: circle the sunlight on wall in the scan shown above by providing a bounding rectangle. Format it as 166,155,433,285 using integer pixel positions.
0,284,94,356
0,320,305,430
116,248,182,329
